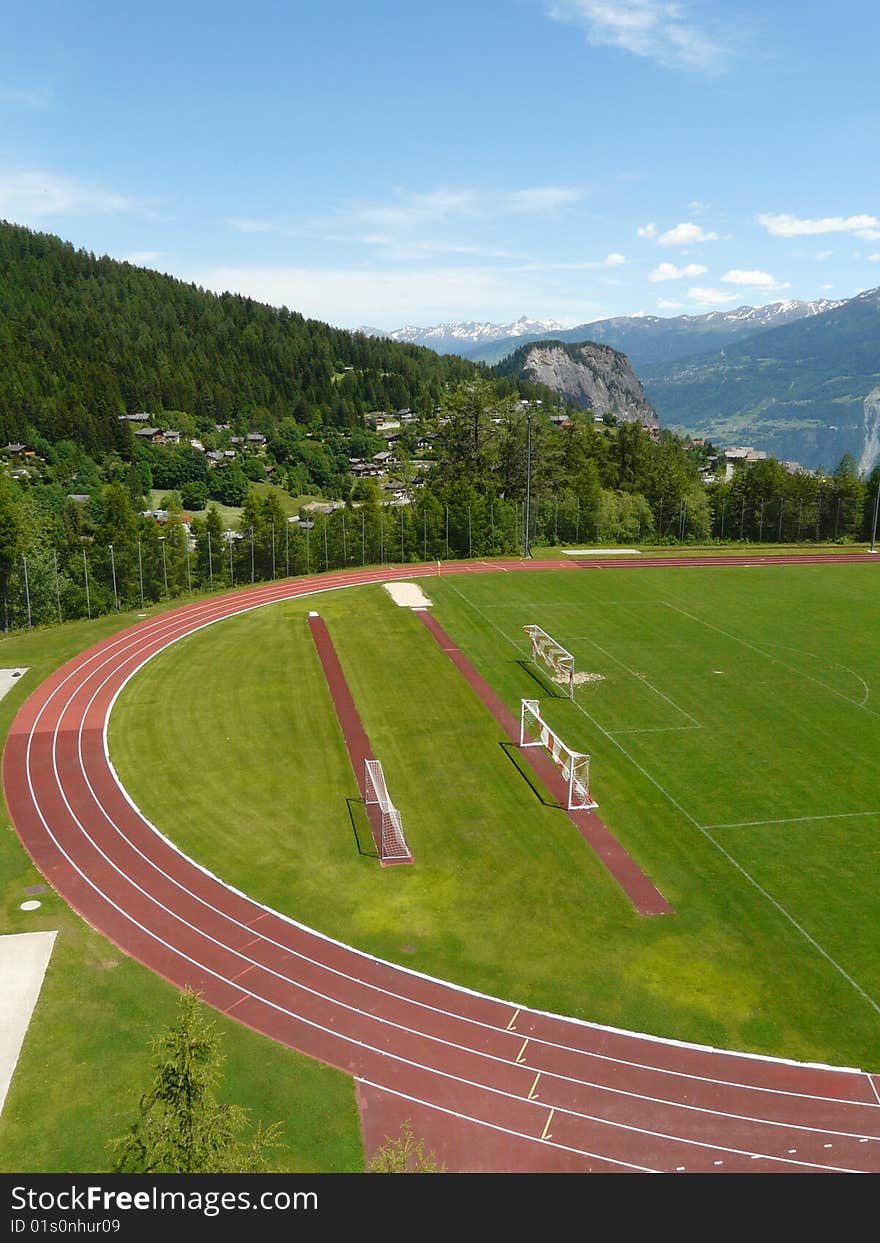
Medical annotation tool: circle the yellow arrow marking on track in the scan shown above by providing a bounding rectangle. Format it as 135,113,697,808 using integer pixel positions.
541,1109,554,1141
507,1008,520,1031
528,1073,541,1100
516,1039,529,1064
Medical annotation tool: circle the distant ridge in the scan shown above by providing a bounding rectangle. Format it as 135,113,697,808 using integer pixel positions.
640,287,880,473
460,300,844,367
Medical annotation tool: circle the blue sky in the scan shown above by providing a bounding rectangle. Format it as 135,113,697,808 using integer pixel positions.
2,0,879,329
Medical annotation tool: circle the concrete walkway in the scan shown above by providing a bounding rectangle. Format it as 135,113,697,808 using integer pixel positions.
0,931,57,1115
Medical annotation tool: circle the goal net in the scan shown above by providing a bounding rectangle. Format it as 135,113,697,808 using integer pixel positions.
524,624,575,698
364,759,412,863
519,699,597,810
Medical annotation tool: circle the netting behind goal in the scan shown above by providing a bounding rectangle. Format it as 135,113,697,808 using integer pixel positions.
519,699,596,810
523,624,575,698
364,759,412,863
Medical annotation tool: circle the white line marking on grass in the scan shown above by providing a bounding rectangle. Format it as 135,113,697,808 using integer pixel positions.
447,580,701,727
566,635,702,728
760,643,872,709
664,602,880,721
446,582,880,1021
609,725,704,736
705,811,880,831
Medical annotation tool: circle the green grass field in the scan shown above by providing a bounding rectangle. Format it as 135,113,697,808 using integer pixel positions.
0,607,363,1174
108,561,880,1072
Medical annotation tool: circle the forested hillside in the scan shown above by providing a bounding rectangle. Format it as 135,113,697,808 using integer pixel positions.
0,220,478,451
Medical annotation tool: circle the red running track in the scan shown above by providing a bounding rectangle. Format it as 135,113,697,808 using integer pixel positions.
4,555,880,1173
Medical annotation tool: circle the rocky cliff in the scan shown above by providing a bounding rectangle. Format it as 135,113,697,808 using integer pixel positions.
497,340,658,429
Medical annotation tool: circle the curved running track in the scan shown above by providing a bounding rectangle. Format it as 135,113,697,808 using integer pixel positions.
5,554,880,1173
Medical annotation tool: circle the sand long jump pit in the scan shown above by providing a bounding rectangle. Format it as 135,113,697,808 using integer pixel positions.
382,582,434,609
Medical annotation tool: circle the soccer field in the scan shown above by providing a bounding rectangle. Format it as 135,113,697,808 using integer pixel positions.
109,561,880,1070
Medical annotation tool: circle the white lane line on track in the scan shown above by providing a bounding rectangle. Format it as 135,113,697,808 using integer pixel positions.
446,580,880,1022
355,1078,655,1172
20,569,876,1108
354,1078,857,1174
12,569,880,1166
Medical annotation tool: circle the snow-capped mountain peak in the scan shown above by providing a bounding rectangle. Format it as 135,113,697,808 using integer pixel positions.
357,317,568,354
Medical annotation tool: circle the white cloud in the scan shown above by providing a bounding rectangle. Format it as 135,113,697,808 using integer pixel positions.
658,221,720,246
545,1,729,72
636,222,657,239
517,252,626,272
352,185,583,232
757,212,880,241
869,254,880,263
821,283,835,290
721,268,789,290
0,170,134,219
815,250,833,261
124,251,161,266
687,286,738,306
649,261,707,282
657,297,684,309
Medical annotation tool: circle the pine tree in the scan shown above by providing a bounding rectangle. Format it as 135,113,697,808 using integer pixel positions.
110,988,282,1173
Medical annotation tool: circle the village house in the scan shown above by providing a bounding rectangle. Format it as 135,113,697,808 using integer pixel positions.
134,427,164,443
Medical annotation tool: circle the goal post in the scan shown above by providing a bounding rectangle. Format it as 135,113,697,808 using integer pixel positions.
524,624,575,698
364,758,412,864
519,699,597,811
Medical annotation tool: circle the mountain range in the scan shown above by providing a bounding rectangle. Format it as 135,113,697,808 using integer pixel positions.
357,316,567,354
364,301,844,368
641,287,880,474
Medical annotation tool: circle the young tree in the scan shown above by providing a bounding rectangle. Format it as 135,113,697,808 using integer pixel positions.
367,1120,444,1173
110,988,282,1174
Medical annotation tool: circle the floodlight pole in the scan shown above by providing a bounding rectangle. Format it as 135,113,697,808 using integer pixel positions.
159,536,168,598
870,486,880,553
523,409,532,558
22,554,32,628
109,543,118,610
138,539,144,605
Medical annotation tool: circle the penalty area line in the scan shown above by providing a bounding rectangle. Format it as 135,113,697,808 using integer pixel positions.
704,810,880,830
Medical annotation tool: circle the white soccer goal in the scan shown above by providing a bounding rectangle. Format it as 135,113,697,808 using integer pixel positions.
519,699,597,810
523,624,575,699
364,759,412,863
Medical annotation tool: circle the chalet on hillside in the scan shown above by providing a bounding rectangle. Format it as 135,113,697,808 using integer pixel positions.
118,412,152,423
134,427,164,443
372,449,396,467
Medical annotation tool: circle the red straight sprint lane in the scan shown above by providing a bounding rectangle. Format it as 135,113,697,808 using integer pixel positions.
4,555,880,1173
308,610,412,865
